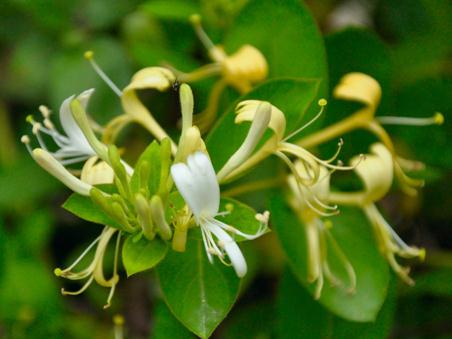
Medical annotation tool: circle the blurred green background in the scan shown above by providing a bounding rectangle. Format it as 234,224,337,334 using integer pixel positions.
0,0,450,338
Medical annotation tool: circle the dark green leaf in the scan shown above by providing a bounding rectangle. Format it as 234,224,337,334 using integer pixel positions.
277,268,396,339
217,198,266,242
122,235,168,276
62,193,121,229
157,236,240,338
142,0,200,21
270,195,389,321
225,0,328,90
151,299,196,339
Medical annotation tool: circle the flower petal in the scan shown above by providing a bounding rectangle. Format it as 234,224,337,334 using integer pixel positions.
59,89,96,155
207,222,247,278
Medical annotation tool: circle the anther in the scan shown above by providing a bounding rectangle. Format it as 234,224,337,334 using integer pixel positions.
32,122,42,135
54,268,63,276
21,135,30,144
39,105,51,118
44,118,54,130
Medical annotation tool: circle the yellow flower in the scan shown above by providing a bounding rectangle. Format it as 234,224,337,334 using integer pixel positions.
329,143,425,285
298,72,444,196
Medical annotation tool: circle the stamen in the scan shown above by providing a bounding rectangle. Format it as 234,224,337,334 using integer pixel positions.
282,99,327,142
21,135,33,155
39,105,51,118
104,231,122,309
189,14,216,52
323,138,344,164
43,118,54,130
376,112,444,126
61,276,94,296
55,234,102,275
84,50,122,97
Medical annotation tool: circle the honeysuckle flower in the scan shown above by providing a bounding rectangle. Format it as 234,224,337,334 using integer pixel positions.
287,164,356,298
22,89,96,165
167,14,268,132
84,51,178,153
80,156,115,185
54,226,121,309
329,143,425,284
171,151,268,277
216,99,361,212
30,148,93,195
297,72,444,196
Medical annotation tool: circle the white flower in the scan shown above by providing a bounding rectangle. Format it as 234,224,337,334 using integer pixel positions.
24,89,96,165
170,151,267,277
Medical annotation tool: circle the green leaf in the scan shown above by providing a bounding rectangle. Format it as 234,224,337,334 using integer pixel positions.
62,193,121,229
222,300,276,339
217,198,266,241
130,140,161,195
122,235,168,276
151,299,196,339
277,268,396,339
157,236,240,338
270,195,390,322
142,0,200,21
206,78,320,171
225,0,327,88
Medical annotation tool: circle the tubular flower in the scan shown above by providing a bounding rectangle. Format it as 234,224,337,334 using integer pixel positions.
329,143,425,285
54,226,121,309
168,14,268,132
171,151,268,277
217,99,361,214
297,72,444,195
83,51,177,152
22,89,96,165
287,164,356,298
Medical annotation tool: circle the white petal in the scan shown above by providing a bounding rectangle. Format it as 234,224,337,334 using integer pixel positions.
59,89,95,155
187,152,220,216
171,162,204,217
207,222,247,278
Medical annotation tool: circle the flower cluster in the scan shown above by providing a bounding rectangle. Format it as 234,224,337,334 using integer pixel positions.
22,14,443,307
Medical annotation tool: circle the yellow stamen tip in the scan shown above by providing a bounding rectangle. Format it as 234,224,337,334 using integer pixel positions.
434,112,444,125
189,14,201,25
26,115,34,123
21,135,30,144
419,248,426,262
54,268,63,276
84,50,94,60
323,220,333,229
318,98,327,107
113,314,125,325
225,203,234,212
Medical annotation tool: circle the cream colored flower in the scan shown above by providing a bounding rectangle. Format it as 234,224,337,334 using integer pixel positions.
329,143,425,285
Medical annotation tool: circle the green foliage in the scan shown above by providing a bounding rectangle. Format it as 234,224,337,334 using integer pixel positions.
122,235,168,276
63,192,122,229
277,268,396,338
270,195,390,322
157,236,240,338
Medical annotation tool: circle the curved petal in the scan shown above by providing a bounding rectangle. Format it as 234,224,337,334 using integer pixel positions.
333,73,381,111
207,222,247,278
352,143,393,202
59,89,95,155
